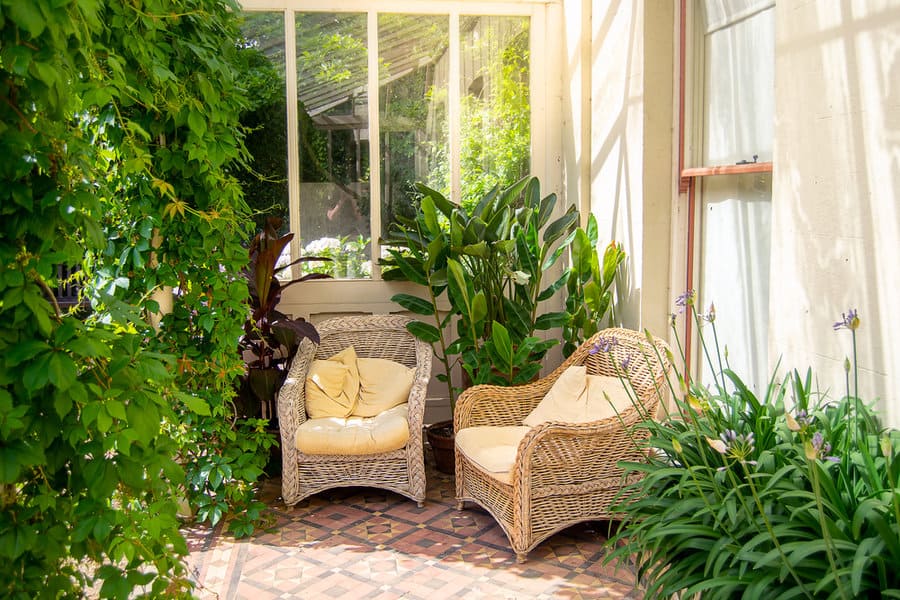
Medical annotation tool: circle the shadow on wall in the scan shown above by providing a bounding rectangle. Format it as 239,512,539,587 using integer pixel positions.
771,1,900,428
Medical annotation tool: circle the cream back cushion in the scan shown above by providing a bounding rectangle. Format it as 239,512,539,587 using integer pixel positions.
305,346,360,418
523,365,634,426
353,357,416,417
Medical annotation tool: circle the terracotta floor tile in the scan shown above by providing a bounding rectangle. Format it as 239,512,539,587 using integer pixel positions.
186,450,644,599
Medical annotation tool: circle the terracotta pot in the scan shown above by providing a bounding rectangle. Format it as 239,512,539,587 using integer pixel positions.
425,419,455,475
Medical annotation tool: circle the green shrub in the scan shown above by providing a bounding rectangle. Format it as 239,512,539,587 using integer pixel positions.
1,0,272,596
607,298,900,598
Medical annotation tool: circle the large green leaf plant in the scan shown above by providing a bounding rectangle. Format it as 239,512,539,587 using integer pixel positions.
562,214,626,357
383,176,579,408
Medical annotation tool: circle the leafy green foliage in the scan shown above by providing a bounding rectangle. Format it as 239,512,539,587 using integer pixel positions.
606,306,900,598
562,215,626,356
382,177,578,407
1,0,273,596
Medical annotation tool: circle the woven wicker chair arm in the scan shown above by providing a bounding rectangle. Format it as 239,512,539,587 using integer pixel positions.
277,337,317,434
405,337,432,434
454,380,551,430
512,409,651,489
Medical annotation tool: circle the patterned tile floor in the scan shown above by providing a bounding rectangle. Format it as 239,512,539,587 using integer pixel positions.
184,453,643,599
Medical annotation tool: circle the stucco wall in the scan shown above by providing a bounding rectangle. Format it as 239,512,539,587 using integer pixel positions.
770,0,900,427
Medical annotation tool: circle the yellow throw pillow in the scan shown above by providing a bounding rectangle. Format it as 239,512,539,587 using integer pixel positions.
582,375,635,421
305,346,361,418
353,357,416,417
522,365,587,427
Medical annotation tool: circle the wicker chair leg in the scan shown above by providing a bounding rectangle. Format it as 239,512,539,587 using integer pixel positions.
456,500,466,510
516,552,527,564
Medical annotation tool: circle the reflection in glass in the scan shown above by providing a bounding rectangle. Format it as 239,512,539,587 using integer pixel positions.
296,13,371,279
458,16,530,209
237,12,289,236
378,14,449,240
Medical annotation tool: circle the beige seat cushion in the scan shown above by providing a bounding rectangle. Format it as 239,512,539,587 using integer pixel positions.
523,365,633,426
455,425,531,485
353,357,416,417
306,346,361,418
295,404,410,455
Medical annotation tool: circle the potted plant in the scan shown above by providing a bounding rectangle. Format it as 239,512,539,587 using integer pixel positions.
381,176,581,471
237,217,330,429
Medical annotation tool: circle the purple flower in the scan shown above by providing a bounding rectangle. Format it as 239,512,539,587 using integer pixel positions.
787,409,815,432
675,290,695,314
709,429,757,469
620,353,633,371
809,431,841,463
590,336,618,354
833,308,860,331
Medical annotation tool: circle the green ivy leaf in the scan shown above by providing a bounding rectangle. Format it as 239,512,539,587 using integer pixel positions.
9,1,47,37
177,392,211,416
187,110,207,137
5,339,51,366
0,522,37,559
48,352,77,391
22,351,53,393
53,390,73,419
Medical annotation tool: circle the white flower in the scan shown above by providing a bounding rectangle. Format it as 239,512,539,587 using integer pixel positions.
304,237,341,254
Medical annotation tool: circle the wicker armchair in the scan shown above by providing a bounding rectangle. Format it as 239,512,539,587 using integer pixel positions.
454,328,671,562
278,314,432,507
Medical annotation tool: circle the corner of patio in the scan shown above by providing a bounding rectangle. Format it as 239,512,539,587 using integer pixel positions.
184,452,642,599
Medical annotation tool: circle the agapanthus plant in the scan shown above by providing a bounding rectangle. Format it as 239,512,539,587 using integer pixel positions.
606,300,900,599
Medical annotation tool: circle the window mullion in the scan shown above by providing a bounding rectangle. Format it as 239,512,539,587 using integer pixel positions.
368,11,382,280
284,9,302,277
449,12,461,205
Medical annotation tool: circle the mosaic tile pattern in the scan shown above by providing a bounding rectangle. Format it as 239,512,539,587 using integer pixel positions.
184,453,643,599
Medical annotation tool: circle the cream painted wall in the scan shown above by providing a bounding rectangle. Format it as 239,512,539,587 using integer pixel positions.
567,0,674,337
770,0,900,428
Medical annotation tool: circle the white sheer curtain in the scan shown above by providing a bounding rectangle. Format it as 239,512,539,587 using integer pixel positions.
698,1,774,394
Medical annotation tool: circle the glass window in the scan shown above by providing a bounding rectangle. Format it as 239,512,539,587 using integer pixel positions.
457,15,531,209
296,12,370,278
693,1,775,393
378,14,449,241
237,12,289,235
238,5,533,280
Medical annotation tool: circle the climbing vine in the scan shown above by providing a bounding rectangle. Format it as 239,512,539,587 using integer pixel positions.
0,1,270,597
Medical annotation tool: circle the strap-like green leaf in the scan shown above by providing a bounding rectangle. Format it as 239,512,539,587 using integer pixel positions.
406,321,441,343
390,293,436,316
542,208,578,245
